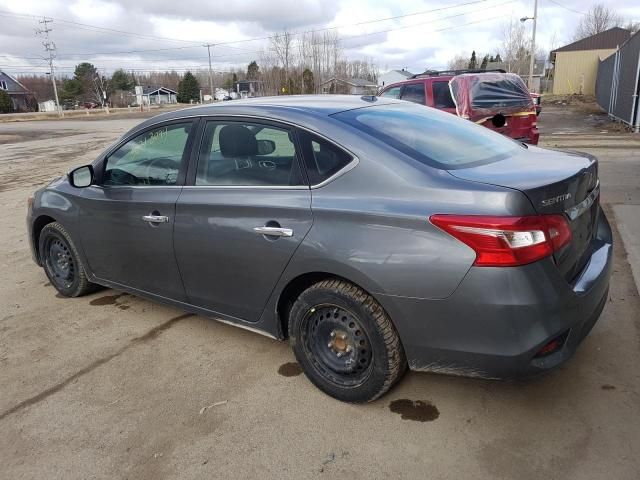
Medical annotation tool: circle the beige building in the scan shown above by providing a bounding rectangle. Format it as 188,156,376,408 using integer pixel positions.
551,27,631,95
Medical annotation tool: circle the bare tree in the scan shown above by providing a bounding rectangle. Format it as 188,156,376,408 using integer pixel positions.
500,19,530,74
270,31,294,93
573,3,623,41
447,54,469,70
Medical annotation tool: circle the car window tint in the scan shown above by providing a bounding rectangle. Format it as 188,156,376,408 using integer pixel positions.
300,132,353,185
400,83,425,104
104,122,191,186
195,121,304,186
432,81,456,109
381,87,401,99
333,103,521,169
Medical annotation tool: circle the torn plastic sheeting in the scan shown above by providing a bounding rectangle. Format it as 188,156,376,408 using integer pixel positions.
449,73,534,121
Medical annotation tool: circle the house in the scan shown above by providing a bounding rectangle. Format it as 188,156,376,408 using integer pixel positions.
596,29,640,131
485,60,547,92
550,27,632,95
134,85,177,105
234,80,264,98
378,69,413,87
0,70,34,112
320,77,378,95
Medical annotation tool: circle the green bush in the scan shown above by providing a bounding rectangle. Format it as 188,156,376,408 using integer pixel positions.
0,90,14,113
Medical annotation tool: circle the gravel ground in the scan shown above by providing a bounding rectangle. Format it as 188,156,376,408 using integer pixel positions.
1,105,639,480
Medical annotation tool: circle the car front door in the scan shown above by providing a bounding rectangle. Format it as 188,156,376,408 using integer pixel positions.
77,120,196,301
174,119,313,322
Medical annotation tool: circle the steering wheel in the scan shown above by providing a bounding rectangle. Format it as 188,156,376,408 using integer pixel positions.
107,168,138,185
145,157,178,185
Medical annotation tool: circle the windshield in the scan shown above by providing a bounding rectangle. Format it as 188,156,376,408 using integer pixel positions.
332,103,522,169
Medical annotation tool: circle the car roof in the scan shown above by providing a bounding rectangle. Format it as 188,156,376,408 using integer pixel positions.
135,94,399,131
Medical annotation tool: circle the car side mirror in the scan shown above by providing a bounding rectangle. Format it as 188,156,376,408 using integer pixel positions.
68,165,93,188
256,139,276,155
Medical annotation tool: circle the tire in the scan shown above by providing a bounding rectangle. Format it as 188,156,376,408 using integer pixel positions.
39,222,98,297
288,279,407,403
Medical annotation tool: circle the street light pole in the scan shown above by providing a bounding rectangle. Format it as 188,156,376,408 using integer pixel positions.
527,0,538,91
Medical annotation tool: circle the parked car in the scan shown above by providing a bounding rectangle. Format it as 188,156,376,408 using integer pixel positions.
27,95,611,402
379,69,539,144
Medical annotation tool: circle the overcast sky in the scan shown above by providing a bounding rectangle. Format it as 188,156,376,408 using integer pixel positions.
1,0,639,77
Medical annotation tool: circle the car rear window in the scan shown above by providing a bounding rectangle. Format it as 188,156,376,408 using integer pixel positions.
332,103,521,169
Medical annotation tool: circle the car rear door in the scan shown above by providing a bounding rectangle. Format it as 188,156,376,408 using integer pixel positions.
399,82,427,105
173,118,313,322
77,120,196,301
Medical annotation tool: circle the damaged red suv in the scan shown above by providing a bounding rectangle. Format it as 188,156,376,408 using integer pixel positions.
379,69,539,145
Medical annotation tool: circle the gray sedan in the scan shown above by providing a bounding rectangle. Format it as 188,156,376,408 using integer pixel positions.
27,95,612,402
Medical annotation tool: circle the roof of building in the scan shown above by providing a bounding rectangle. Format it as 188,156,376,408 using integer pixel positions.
485,60,546,76
0,70,30,95
320,77,378,87
383,69,413,78
139,85,177,95
551,27,631,54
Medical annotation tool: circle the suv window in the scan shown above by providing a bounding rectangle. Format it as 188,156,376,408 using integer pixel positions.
104,122,192,186
432,81,456,109
195,121,304,186
299,132,353,185
400,83,425,104
381,87,401,99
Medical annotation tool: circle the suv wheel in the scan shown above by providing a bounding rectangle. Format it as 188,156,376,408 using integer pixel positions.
39,222,97,297
288,279,406,402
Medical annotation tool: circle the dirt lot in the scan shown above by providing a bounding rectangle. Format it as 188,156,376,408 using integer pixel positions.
1,105,640,480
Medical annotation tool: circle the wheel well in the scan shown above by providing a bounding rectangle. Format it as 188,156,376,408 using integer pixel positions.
32,215,56,260
277,272,357,339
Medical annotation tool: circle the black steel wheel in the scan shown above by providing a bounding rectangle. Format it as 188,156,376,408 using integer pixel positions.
39,222,98,297
289,279,406,403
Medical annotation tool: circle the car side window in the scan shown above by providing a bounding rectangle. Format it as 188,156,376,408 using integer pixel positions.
381,87,401,99
400,83,426,105
432,81,456,108
299,132,353,185
103,122,192,186
195,121,304,186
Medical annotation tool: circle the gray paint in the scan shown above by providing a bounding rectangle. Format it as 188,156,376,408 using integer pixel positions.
27,95,613,378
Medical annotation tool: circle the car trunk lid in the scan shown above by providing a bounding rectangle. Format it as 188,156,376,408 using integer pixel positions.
448,145,600,282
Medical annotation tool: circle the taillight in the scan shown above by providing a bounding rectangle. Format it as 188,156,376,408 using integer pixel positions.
430,214,572,267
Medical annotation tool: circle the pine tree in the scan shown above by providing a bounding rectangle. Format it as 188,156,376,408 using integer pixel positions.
177,71,200,103
468,51,477,69
0,90,13,113
494,53,503,63
302,68,314,94
247,61,260,80
480,55,489,70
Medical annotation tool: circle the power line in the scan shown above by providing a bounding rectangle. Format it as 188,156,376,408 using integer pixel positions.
543,0,586,15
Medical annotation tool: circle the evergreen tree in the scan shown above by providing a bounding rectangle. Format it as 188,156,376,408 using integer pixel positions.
302,68,314,94
111,69,134,91
480,54,489,70
468,50,477,69
494,53,503,63
0,90,13,113
247,61,260,80
177,71,200,103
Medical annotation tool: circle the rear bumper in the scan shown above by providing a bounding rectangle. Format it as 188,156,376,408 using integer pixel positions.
377,207,613,379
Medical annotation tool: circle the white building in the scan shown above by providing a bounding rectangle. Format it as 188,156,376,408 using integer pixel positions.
38,99,57,112
134,85,177,105
378,69,413,87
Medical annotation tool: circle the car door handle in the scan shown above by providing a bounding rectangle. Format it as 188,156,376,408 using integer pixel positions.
142,214,169,223
253,226,293,237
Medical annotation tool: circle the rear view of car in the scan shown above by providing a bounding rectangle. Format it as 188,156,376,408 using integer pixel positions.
449,72,539,144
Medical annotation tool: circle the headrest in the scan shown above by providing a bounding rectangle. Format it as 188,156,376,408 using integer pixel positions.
219,125,258,158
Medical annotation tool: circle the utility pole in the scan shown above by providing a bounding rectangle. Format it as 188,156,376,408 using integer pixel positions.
527,0,538,91
36,17,63,117
204,43,215,102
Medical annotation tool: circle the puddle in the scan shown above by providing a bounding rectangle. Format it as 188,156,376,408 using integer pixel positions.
90,293,126,306
601,384,616,390
389,399,439,422
278,362,302,377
